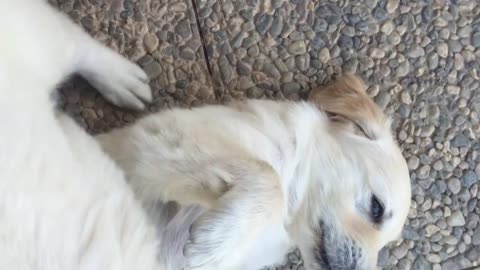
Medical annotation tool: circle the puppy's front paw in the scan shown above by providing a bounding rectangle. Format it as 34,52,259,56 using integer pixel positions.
79,46,152,111
183,213,235,270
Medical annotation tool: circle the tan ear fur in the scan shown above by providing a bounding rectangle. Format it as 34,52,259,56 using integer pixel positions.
308,73,389,139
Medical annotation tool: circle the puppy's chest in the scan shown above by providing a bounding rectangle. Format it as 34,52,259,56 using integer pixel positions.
251,135,299,188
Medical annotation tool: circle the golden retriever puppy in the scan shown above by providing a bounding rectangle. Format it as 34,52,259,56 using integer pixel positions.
98,75,412,270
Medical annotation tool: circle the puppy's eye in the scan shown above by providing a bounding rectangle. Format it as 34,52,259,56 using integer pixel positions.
370,195,384,223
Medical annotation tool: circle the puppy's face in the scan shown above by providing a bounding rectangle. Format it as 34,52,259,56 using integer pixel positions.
295,75,411,269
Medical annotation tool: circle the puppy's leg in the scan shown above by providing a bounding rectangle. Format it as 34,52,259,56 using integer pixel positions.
104,147,286,269
65,12,152,110
1,0,151,110
181,160,285,270
98,127,286,269
74,38,152,110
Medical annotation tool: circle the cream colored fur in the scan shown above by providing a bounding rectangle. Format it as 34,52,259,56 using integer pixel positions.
0,1,412,269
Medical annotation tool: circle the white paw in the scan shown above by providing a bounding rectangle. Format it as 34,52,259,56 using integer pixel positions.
183,210,250,270
79,46,152,111
183,215,230,270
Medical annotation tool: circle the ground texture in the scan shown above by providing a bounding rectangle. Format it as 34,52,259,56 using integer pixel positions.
49,0,479,269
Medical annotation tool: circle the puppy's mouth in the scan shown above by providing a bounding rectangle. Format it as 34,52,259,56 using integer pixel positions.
313,220,362,270
314,221,332,270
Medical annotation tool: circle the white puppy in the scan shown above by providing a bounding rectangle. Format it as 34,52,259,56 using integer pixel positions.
0,1,161,270
98,77,413,269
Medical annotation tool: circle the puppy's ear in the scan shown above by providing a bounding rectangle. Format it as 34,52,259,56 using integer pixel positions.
309,73,390,140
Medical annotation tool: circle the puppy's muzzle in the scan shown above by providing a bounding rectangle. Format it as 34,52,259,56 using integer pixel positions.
314,221,363,270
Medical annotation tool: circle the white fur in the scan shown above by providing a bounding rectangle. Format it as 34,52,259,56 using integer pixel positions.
0,1,160,269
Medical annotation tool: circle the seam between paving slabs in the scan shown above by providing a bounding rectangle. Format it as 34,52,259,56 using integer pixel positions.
190,0,221,100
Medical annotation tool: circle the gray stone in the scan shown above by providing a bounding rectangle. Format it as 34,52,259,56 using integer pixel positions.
413,256,431,270
377,247,390,267
408,156,420,170
466,248,480,262
274,59,288,73
355,21,369,32
198,7,212,18
175,19,191,39
408,45,425,58
448,40,462,53
143,61,163,79
365,0,378,8
447,211,466,227
239,10,253,20
437,43,449,58
471,32,480,48
237,76,255,90
422,6,433,21
396,60,410,77
263,63,281,80
289,31,305,41
388,31,401,45
143,33,159,53
343,58,359,73
311,34,326,49
426,254,441,263
338,36,353,48
452,134,470,147
462,171,477,188
425,224,440,236
282,82,301,95
392,243,409,259
318,48,331,64
447,178,462,194
454,54,464,71
466,213,479,229
218,56,233,83
295,55,309,71
418,165,431,180
447,85,460,95
442,260,460,270
316,4,342,24
386,0,399,13
369,48,385,59
269,15,283,37
255,13,273,35
342,26,356,37
243,37,257,49
237,62,251,76
179,47,195,60
427,53,439,70
288,41,307,55
231,32,247,48
381,20,394,35
472,227,480,245
373,7,388,21
375,92,391,110
403,226,421,240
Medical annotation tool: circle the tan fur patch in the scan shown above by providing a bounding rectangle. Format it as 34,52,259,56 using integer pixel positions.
309,73,388,139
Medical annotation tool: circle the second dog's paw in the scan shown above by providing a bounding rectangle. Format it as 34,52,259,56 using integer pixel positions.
80,47,152,111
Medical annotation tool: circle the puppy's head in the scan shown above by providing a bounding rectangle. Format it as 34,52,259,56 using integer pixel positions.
294,74,411,269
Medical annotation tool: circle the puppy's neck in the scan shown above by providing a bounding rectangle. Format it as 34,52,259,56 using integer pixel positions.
280,103,340,224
